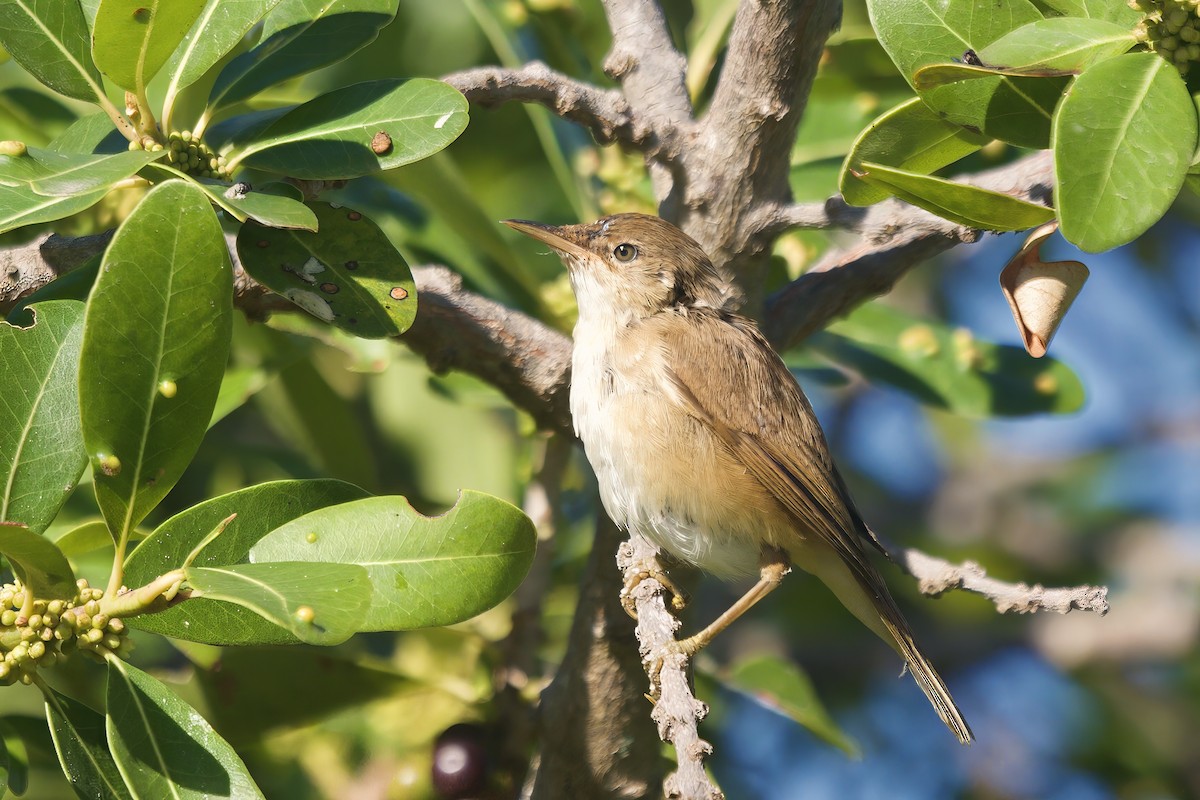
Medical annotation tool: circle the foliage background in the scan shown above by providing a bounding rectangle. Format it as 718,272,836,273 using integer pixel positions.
0,0,1197,797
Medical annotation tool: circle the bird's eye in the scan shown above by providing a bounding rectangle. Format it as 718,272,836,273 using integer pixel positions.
613,243,638,262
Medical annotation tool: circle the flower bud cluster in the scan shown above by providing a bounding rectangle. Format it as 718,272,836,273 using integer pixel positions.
129,130,230,181
0,578,131,685
1133,0,1200,75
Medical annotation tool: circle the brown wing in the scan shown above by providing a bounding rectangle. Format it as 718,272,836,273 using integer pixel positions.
652,310,883,581
651,308,974,744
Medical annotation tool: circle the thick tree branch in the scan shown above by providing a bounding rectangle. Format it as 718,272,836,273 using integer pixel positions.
688,0,841,264
531,512,664,800
600,0,694,207
444,63,658,155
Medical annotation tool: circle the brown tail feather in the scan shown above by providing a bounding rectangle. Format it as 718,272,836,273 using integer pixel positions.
876,595,974,744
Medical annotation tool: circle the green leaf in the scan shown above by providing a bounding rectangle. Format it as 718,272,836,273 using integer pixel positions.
0,301,87,535
725,656,859,757
234,79,469,180
185,562,371,645
0,147,163,196
208,0,399,112
1035,0,1140,25
868,0,1065,148
809,302,1085,417
49,113,124,155
236,202,416,337
913,62,1071,90
0,182,109,236
106,659,265,799
51,520,114,557
124,479,368,645
855,161,1055,230
201,180,317,230
44,688,132,800
0,87,77,146
840,97,989,206
0,719,27,796
195,648,409,746
162,0,283,114
79,180,232,541
0,522,76,600
1054,52,1196,252
0,0,105,102
978,17,1135,72
92,0,207,93
251,491,536,631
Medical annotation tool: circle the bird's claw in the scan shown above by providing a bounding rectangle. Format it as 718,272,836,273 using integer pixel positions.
621,567,689,620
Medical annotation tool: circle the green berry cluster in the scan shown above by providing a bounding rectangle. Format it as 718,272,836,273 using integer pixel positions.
129,130,230,181
0,578,130,686
1133,0,1200,74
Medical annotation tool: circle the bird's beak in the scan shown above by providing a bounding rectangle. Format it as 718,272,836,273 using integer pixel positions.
502,219,591,260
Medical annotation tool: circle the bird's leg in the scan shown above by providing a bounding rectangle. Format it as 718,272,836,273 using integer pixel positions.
621,564,690,620
673,546,791,657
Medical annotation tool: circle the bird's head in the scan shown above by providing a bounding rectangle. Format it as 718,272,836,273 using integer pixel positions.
503,213,732,323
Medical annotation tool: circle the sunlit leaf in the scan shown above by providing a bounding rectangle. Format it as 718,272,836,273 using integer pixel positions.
44,688,132,800
0,522,77,599
978,17,1135,72
0,301,87,535
79,180,232,541
124,480,368,645
185,562,371,645
92,0,206,93
106,660,264,799
840,97,988,206
868,0,1064,148
162,0,283,113
1054,52,1196,252
251,491,536,630
855,161,1055,230
0,147,163,196
236,202,416,337
0,0,105,102
208,0,398,112
234,79,468,180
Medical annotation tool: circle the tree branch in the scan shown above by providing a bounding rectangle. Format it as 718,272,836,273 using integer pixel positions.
531,513,664,799
618,534,722,800
763,150,1056,349
444,63,658,154
897,546,1110,615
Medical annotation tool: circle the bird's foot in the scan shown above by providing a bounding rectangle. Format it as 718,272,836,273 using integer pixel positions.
620,566,689,620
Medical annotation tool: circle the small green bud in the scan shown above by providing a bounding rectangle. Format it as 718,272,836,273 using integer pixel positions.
28,641,45,660
181,130,193,142
84,628,104,645
1,610,16,627
47,600,63,616
73,613,91,629
27,614,42,631
20,626,36,642
108,618,126,634
84,600,100,616
104,634,122,650
39,628,53,642
91,614,109,630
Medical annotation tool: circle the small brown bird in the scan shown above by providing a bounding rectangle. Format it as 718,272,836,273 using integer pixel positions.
504,213,973,744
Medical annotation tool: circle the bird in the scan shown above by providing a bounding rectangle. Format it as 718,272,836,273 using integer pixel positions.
503,212,973,744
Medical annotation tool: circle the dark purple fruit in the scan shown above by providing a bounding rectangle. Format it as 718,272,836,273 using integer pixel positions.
431,723,488,799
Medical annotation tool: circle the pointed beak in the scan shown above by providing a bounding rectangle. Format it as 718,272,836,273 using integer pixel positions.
502,219,591,260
